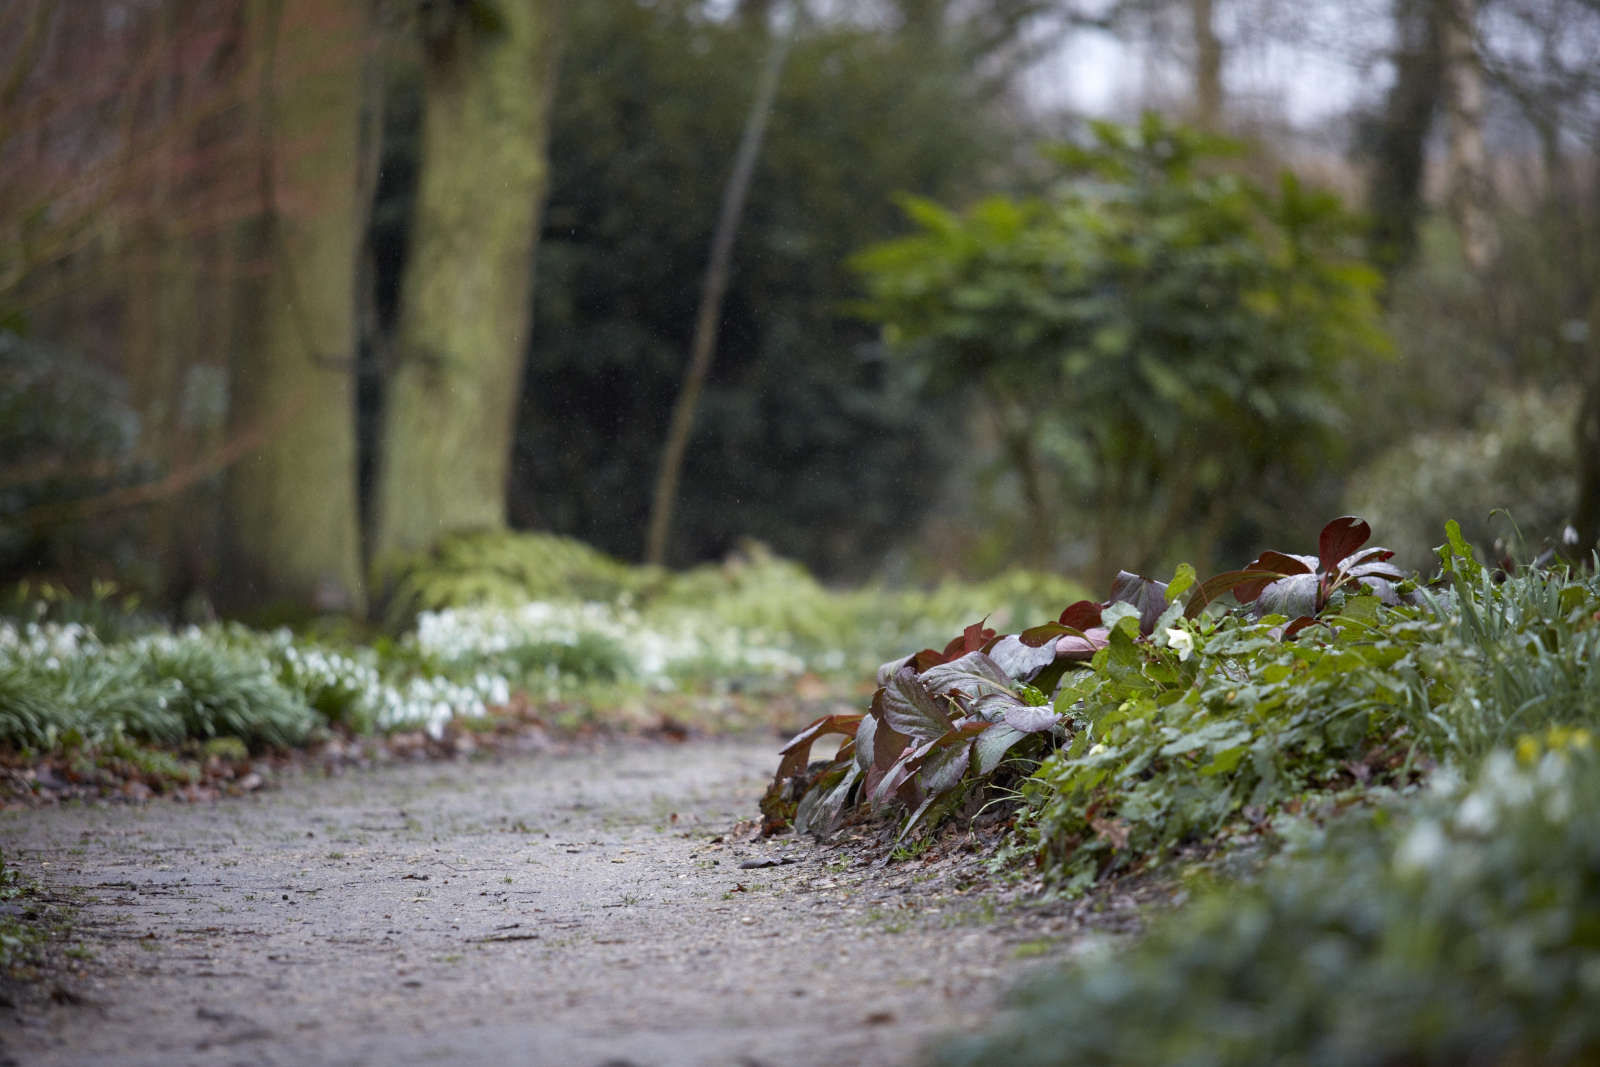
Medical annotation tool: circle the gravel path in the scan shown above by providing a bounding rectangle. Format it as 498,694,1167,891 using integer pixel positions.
0,737,1092,1067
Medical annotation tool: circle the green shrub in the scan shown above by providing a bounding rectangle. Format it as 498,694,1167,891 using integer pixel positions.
1345,387,1579,570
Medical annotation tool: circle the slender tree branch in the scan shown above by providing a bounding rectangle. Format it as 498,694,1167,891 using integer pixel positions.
644,1,801,566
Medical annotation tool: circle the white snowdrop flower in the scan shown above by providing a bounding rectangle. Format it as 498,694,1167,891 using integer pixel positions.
1454,791,1498,835
1479,750,1536,810
1165,628,1195,661
1394,819,1449,877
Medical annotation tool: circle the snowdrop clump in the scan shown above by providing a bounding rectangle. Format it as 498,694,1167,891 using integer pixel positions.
411,600,808,687
0,619,100,668
1394,734,1590,880
374,671,512,738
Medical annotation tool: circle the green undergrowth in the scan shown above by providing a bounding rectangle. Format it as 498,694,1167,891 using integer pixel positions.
768,517,1599,882
935,735,1600,1067
0,536,1091,785
748,515,1599,1066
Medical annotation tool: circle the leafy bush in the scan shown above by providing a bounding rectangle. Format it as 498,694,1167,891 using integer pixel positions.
381,529,661,626
852,115,1388,575
1345,386,1580,570
765,519,1415,853
383,529,1093,685
934,738,1600,1067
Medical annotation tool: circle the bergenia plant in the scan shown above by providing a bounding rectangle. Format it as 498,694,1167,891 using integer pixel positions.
1184,516,1406,635
761,573,1174,839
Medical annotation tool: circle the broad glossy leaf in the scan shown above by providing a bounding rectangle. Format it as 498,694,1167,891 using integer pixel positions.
1343,557,1405,583
919,651,1014,703
1019,621,1072,648
1318,516,1371,573
1281,615,1321,639
1254,572,1320,618
915,734,976,802
1056,626,1110,661
1020,601,1105,648
795,763,861,837
1234,552,1316,602
973,723,1031,776
1002,705,1061,733
865,690,911,777
879,666,955,743
1108,571,1169,634
775,712,864,782
1059,600,1105,631
875,653,913,688
972,689,1027,722
854,711,879,775
940,620,996,661
1186,568,1293,618
987,634,1059,680
872,735,935,807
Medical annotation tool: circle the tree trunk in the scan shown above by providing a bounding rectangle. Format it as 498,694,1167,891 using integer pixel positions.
371,0,563,585
222,0,372,619
1442,0,1494,271
1190,0,1224,131
644,6,795,566
1576,359,1600,561
1363,0,1446,278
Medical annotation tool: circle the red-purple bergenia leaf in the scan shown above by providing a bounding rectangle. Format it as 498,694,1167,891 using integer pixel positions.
1107,571,1170,634
878,665,956,742
774,712,865,782
1232,551,1316,603
1019,600,1103,648
1056,626,1110,661
1318,516,1371,573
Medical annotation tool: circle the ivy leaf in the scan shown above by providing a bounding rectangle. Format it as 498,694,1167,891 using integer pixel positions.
1166,562,1198,603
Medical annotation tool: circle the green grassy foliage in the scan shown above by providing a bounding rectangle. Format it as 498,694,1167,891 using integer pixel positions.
0,630,314,753
935,736,1600,1067
921,523,1600,1065
2,533,1093,762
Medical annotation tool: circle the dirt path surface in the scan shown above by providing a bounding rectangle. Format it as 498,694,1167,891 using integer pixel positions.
0,737,1096,1067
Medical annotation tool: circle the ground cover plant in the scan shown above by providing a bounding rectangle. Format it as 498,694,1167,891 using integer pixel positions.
755,515,1600,1065
934,734,1600,1067
766,517,1599,884
0,536,1090,802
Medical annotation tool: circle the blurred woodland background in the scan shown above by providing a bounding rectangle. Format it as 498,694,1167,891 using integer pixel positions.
3,0,1598,624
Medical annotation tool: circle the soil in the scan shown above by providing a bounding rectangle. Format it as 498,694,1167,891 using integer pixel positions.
0,736,1154,1067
